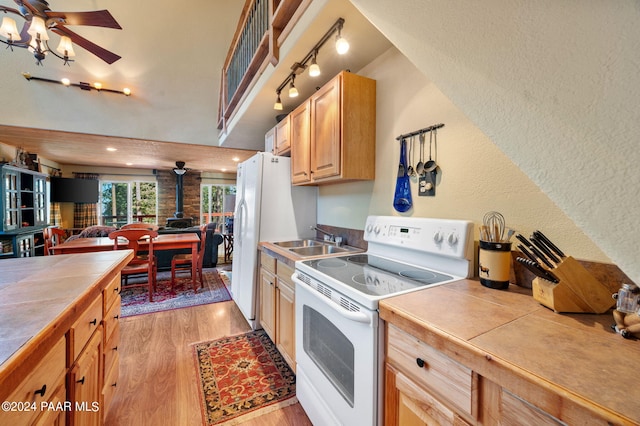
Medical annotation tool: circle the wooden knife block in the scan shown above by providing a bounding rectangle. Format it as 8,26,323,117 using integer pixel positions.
532,256,615,314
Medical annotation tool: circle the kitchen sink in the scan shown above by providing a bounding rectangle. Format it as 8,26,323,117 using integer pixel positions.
289,245,349,256
274,239,321,248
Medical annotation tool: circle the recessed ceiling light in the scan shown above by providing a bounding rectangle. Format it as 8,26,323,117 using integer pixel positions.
221,168,227,172
232,157,240,162
106,147,117,152
125,162,133,166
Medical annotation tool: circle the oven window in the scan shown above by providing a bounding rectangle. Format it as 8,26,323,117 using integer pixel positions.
303,305,355,407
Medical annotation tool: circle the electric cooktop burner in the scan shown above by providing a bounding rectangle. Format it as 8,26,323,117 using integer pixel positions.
302,254,454,297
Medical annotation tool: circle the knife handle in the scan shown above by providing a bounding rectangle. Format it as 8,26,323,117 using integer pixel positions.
528,244,555,269
530,235,560,264
533,230,566,258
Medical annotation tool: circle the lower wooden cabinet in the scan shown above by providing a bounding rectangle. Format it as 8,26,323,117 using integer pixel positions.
0,337,67,426
68,327,102,426
258,251,296,371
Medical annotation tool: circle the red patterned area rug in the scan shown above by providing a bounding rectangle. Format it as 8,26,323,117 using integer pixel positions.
120,268,231,318
193,330,297,425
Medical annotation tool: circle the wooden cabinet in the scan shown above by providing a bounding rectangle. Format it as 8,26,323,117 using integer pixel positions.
68,328,102,426
290,100,311,184
290,71,376,185
101,274,121,422
0,337,67,426
258,251,296,370
265,115,291,156
385,324,476,425
0,164,48,259
274,115,291,155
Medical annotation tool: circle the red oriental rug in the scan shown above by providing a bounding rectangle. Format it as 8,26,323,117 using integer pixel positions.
120,268,231,317
193,330,297,425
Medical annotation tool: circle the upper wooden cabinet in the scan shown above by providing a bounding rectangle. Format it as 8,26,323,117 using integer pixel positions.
291,71,376,185
265,114,292,156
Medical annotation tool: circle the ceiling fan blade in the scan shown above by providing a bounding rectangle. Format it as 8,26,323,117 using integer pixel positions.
45,10,122,29
52,26,121,64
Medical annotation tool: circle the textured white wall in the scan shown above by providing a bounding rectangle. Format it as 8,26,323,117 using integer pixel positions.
337,0,639,283
318,47,608,263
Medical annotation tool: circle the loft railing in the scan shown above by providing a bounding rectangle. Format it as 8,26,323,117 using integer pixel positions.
218,0,309,132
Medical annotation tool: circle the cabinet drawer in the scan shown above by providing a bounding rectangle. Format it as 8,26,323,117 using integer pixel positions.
104,324,120,379
103,295,121,342
276,261,294,285
69,295,103,362
103,274,121,312
387,324,476,418
260,251,276,274
1,336,66,425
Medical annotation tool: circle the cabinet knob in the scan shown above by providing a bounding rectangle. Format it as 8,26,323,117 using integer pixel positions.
89,318,97,326
416,358,426,368
34,384,47,397
114,315,119,320
113,346,118,351
77,376,85,385
111,382,117,387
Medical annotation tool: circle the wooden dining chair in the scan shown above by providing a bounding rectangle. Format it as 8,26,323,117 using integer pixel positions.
170,223,207,290
109,229,158,302
121,223,160,231
43,226,66,255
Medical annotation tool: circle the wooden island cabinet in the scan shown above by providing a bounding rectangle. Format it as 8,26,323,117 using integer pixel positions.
380,279,640,426
0,250,133,426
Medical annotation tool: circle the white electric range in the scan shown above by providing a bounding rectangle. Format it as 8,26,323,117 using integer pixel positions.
292,215,474,426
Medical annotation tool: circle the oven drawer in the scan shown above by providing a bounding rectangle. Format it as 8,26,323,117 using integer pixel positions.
387,323,476,418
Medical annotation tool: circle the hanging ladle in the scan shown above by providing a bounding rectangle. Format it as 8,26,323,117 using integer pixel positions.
423,129,438,173
416,132,425,175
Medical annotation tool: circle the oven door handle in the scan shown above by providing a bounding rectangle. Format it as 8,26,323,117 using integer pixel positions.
293,275,372,324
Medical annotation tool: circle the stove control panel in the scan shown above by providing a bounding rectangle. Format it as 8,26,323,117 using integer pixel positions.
364,216,474,261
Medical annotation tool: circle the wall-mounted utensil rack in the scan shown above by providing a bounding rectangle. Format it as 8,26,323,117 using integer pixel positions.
395,123,444,141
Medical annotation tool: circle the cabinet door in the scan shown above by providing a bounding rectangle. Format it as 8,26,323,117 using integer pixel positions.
385,364,471,426
68,327,103,426
310,74,341,181
290,100,311,184
3,170,20,231
265,125,276,154
33,175,47,226
259,268,276,341
275,115,291,155
276,278,295,371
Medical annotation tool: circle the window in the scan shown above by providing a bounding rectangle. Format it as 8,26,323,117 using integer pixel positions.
201,184,235,232
100,181,157,227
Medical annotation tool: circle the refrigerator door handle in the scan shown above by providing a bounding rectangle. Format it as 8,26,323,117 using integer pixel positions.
236,199,247,245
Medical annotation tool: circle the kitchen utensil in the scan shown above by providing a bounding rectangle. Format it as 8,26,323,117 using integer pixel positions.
423,129,437,173
416,132,425,175
515,234,554,268
532,230,566,259
483,211,505,242
529,235,561,264
397,138,405,178
516,243,537,263
515,257,559,283
407,136,416,177
393,138,412,212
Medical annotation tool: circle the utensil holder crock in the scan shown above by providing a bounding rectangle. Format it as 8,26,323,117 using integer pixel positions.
479,240,512,290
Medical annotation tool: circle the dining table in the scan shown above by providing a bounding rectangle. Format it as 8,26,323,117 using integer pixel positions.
50,233,201,290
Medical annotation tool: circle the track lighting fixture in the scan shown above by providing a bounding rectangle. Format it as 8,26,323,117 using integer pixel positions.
288,74,299,98
274,91,283,110
22,72,132,96
273,18,348,110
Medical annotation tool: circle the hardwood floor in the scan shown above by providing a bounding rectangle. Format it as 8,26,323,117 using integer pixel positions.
105,297,312,425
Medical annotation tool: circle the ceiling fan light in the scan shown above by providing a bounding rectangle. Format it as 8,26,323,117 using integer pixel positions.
0,17,21,41
28,38,46,53
27,16,49,41
56,36,75,57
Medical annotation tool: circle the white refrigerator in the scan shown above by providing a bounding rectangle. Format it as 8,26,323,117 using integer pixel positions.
231,152,317,328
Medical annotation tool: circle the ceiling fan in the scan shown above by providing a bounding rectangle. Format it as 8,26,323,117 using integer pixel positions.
0,0,122,65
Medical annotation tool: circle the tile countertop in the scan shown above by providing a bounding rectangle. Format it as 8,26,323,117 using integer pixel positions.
0,251,133,368
379,279,640,425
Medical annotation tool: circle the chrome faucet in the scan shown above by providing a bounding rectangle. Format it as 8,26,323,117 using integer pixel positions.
311,226,335,242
